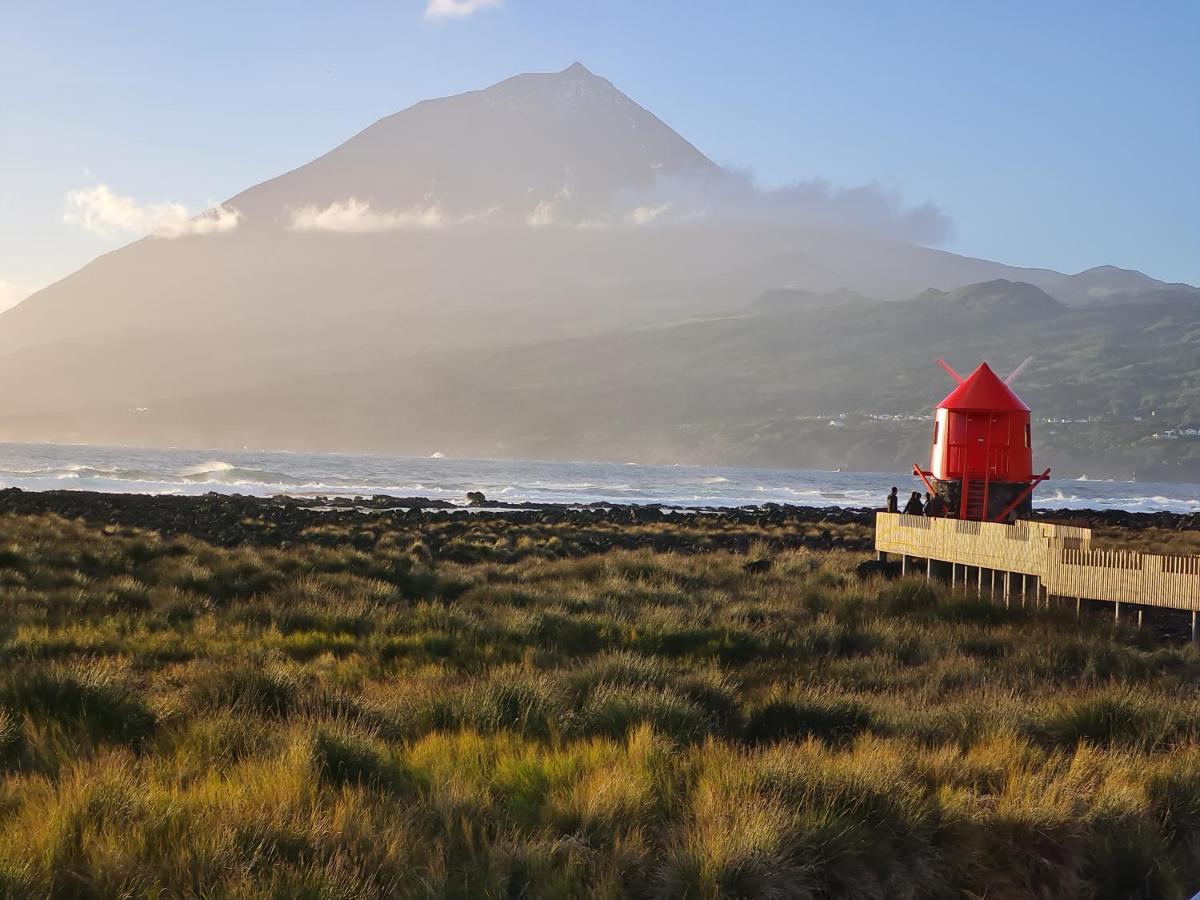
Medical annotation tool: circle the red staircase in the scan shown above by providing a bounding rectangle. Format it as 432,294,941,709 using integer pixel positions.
962,477,988,520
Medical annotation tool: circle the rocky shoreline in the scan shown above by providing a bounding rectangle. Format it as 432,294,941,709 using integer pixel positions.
0,488,872,554
0,487,1195,554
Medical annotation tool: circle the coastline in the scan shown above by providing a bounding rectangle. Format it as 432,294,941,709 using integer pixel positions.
3,442,1200,514
0,486,1196,552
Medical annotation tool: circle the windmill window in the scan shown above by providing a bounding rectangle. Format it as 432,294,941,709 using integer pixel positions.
1024,423,1031,448
932,421,939,444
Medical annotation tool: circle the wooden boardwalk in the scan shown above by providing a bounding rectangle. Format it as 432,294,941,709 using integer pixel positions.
874,513,1200,638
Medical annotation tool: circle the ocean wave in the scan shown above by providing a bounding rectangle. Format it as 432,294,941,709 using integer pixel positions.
178,460,236,477
3,465,167,483
181,467,303,486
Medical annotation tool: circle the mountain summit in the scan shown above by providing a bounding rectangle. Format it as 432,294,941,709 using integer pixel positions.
230,62,716,229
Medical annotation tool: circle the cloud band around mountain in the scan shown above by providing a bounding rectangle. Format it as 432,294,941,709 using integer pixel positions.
605,171,954,244
284,180,949,243
63,185,241,239
288,198,498,232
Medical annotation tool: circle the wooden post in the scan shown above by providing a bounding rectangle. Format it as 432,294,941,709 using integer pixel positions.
1136,608,1144,630
1114,600,1121,625
1004,571,1010,609
1076,596,1081,618
901,555,908,576
977,566,983,593
1192,610,1198,645
926,558,932,582
951,563,957,589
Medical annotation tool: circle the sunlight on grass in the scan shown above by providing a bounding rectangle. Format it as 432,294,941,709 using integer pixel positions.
0,511,1196,896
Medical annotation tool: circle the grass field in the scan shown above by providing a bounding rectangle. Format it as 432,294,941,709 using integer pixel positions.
0,510,1199,898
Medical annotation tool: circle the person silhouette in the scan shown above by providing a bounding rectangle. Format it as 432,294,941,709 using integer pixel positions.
886,486,899,513
924,492,946,517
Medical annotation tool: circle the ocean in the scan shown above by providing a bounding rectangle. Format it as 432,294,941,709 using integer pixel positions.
0,442,1197,513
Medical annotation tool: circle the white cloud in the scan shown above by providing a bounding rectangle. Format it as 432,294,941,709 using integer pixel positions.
424,0,502,19
183,205,242,236
611,171,953,244
525,185,576,227
0,281,28,314
526,200,556,227
630,202,671,226
288,198,494,232
63,184,241,239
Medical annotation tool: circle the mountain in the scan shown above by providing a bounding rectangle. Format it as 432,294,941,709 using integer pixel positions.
0,65,1196,478
227,62,717,229
911,279,1064,317
751,287,873,313
1043,265,1200,307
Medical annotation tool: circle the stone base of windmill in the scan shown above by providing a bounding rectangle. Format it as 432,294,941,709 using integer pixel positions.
932,480,1034,523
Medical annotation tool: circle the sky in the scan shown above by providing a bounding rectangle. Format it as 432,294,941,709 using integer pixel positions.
1,0,1197,311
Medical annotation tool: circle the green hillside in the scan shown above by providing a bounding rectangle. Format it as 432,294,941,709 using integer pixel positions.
403,280,1200,479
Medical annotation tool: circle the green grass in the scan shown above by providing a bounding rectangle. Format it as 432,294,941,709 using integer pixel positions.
0,510,1198,897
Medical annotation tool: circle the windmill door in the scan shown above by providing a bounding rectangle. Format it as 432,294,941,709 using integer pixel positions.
963,414,991,477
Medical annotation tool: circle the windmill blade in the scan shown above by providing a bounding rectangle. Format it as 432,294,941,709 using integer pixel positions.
1005,356,1033,385
936,358,965,384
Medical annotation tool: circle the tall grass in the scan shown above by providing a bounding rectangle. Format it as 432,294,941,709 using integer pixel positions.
0,511,1197,896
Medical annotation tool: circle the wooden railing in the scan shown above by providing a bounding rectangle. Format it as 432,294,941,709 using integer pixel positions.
875,513,1200,612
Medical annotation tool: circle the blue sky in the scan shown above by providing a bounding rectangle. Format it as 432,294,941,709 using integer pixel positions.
1,0,1196,309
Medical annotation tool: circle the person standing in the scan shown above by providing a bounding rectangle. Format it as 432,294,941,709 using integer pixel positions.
902,491,924,515
924,492,946,517
886,487,899,513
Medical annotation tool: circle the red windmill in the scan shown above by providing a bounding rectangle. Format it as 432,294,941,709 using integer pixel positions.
913,359,1051,522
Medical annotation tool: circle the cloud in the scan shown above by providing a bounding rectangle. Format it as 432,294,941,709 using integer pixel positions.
606,170,953,244
526,200,556,227
524,185,575,227
517,171,950,243
0,281,28,314
288,198,495,232
629,202,671,226
755,177,953,244
63,184,241,239
424,0,502,19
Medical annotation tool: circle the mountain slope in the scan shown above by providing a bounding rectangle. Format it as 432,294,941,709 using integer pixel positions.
912,279,1064,317
1043,266,1200,306
4,280,1197,480
0,64,1195,477
228,63,718,228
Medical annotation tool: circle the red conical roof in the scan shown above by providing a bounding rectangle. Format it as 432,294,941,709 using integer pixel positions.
937,362,1030,412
